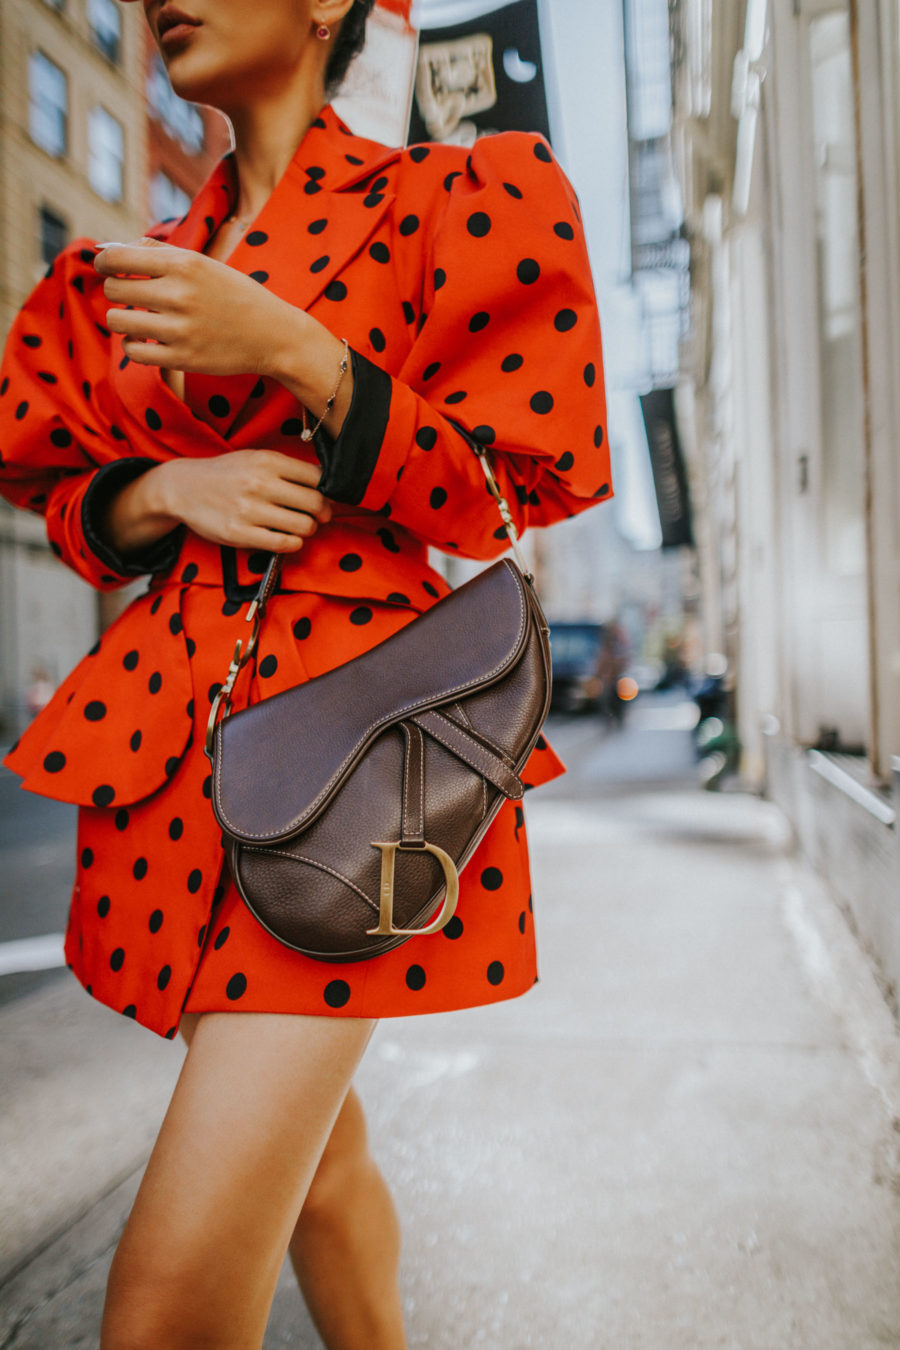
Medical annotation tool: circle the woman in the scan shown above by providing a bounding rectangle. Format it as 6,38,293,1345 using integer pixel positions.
0,1,612,1345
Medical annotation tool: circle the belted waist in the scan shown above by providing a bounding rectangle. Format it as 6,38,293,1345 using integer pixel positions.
149,523,441,613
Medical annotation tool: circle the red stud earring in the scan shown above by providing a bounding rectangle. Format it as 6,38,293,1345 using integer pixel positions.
316,23,331,40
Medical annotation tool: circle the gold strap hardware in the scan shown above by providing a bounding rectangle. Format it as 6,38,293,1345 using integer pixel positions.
367,840,460,937
468,439,535,582
204,555,280,757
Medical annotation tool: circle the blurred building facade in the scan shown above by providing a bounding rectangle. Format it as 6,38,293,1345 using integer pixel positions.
670,0,900,1012
0,0,226,734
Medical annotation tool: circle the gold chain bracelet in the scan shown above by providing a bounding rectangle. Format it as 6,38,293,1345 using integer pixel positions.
301,337,350,442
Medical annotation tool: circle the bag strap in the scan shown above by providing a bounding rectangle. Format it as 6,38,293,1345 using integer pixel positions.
205,431,536,756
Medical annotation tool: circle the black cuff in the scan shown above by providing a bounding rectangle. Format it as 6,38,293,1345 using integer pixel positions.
81,458,183,578
314,348,392,506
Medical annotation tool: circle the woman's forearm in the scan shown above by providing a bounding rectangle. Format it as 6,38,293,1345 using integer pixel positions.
99,308,349,557
265,308,355,437
101,461,183,555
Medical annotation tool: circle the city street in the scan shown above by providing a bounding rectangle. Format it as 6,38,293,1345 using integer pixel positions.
2,694,900,1348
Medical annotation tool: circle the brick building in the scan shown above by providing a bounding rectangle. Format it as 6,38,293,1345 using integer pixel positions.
0,0,225,734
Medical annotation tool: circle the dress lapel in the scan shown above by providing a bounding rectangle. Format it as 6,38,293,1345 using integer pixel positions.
194,108,398,440
110,107,397,454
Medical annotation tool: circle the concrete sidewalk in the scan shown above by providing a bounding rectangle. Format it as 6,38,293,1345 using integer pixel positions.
3,784,900,1348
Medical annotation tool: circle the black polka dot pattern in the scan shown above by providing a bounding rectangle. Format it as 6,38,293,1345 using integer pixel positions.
324,980,351,1008
226,973,247,1000
0,108,607,1034
406,965,426,991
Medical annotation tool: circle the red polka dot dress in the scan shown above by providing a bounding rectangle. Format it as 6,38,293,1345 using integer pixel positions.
0,106,612,1038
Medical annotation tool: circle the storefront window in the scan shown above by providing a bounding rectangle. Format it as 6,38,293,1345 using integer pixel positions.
808,10,866,578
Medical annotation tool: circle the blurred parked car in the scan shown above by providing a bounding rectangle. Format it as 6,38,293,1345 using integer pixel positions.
547,621,605,712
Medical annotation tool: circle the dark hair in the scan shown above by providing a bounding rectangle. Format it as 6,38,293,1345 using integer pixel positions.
325,0,376,95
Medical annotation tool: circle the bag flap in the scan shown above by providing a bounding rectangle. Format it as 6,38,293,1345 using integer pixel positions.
212,559,529,843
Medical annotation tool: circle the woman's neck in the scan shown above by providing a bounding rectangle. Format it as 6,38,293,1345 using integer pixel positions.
225,79,327,222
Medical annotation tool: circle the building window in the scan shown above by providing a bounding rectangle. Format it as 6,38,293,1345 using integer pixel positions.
88,106,124,202
146,55,205,153
28,52,68,158
808,11,865,578
38,205,68,265
87,0,122,64
149,171,191,223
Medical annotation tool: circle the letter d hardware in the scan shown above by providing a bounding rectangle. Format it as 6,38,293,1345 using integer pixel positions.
368,840,460,937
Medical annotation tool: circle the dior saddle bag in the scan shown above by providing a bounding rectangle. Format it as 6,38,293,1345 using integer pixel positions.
205,440,552,963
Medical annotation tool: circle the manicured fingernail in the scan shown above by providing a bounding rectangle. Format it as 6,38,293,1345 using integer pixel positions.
94,241,125,249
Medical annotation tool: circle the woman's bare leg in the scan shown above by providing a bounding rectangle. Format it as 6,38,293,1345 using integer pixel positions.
288,1087,407,1350
100,1011,377,1350
175,1015,406,1349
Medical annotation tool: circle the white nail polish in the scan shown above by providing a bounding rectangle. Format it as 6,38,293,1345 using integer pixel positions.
94,241,125,249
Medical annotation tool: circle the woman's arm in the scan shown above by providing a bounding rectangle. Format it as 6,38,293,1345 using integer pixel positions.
272,132,613,561
100,449,332,557
91,241,345,557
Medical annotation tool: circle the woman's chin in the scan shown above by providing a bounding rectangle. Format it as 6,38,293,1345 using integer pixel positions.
162,53,225,108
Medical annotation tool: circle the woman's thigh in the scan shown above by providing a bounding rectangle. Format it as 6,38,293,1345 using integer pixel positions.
102,1011,376,1350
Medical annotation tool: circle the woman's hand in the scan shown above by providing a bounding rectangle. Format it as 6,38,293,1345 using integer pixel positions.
94,238,306,379
105,451,333,557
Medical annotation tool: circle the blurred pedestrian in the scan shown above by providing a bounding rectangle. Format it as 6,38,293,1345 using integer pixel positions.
0,2,612,1345
25,666,54,718
596,618,629,725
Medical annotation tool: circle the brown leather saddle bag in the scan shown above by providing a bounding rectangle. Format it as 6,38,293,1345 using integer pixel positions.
208,557,551,962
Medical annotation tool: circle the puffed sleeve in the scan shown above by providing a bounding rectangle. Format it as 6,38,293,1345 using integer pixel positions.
317,132,612,558
0,242,181,589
